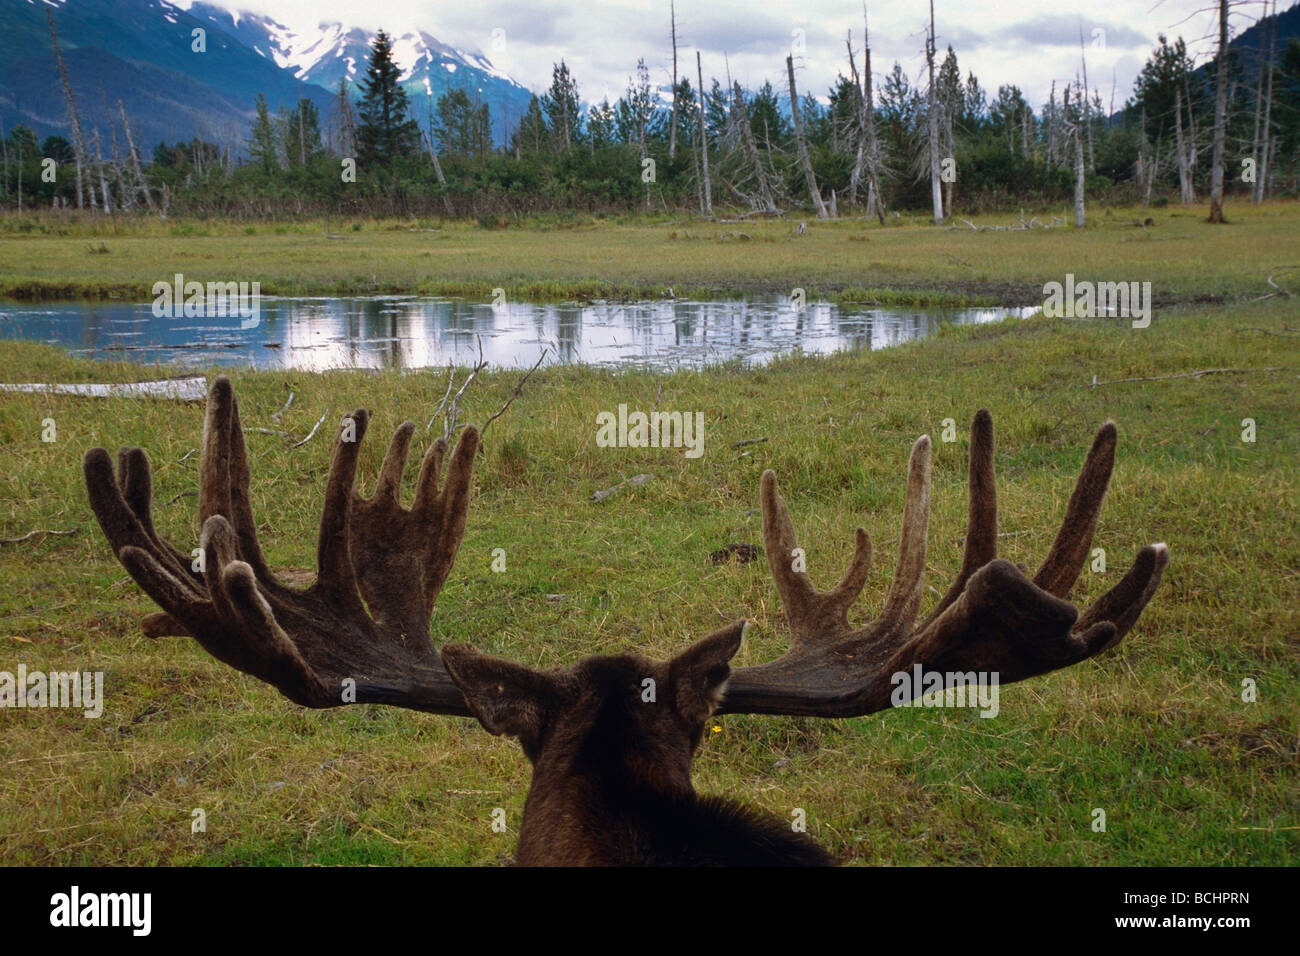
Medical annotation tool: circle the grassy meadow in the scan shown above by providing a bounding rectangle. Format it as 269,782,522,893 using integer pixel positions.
1,200,1297,305
0,203,1296,866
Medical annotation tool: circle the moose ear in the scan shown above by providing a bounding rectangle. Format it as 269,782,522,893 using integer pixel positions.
668,621,746,725
441,644,566,740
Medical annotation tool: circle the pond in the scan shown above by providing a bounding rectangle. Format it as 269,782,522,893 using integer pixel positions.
0,296,1035,372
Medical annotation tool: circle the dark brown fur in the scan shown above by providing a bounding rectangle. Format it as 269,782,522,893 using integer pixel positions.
441,625,833,866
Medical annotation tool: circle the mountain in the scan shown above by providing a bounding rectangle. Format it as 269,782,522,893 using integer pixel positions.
184,4,534,145
0,0,533,157
0,0,334,156
1207,2,1300,79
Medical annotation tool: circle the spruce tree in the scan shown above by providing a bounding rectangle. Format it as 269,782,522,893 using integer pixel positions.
248,93,279,171
356,30,421,166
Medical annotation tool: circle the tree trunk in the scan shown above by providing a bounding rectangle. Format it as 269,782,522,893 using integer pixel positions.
786,55,827,218
1072,86,1085,227
1208,0,1229,222
942,100,954,218
668,1,679,162
1257,0,1277,202
859,8,885,223
926,0,942,224
1251,6,1267,203
1175,87,1192,204
46,8,88,210
846,32,863,204
696,52,713,218
118,100,156,212
1047,81,1058,165
1080,28,1095,172
732,81,776,213
92,127,111,214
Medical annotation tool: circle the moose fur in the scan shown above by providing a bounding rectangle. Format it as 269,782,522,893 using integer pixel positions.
441,623,832,866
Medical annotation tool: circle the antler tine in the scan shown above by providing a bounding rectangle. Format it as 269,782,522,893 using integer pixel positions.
116,544,212,634
374,420,417,506
313,408,369,615
1075,541,1169,649
871,435,931,640
760,470,871,643
114,446,201,586
1032,421,1117,597
417,424,479,608
198,376,235,525
923,409,997,626
225,378,276,583
84,448,207,614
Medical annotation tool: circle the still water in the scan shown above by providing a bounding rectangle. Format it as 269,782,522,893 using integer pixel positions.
0,297,1034,372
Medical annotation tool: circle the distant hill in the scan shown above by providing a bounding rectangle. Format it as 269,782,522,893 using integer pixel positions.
0,0,533,155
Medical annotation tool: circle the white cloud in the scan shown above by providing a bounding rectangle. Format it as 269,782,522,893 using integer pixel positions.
175,0,1237,109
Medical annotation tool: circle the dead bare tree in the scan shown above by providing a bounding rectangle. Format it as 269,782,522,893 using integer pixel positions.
1079,27,1096,172
848,6,886,224
696,52,714,218
786,54,827,218
1260,0,1276,198
731,81,777,213
1176,86,1194,204
668,1,679,162
118,100,156,213
1071,84,1086,226
1047,81,1059,165
91,127,111,214
335,78,358,158
46,7,89,209
926,0,943,224
1208,0,1230,222
1254,0,1277,202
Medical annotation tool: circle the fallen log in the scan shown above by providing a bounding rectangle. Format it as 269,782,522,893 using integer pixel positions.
0,376,207,401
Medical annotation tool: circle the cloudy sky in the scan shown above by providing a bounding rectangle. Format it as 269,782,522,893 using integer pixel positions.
179,0,1267,110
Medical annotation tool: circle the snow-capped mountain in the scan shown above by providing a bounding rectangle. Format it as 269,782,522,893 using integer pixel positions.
0,0,534,153
186,4,534,144
1,0,335,154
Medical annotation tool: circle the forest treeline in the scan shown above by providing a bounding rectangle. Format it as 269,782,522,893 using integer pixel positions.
3,5,1298,221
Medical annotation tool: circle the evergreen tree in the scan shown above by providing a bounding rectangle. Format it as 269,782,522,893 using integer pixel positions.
512,95,548,156
588,99,617,148
356,29,422,166
248,93,279,171
747,81,788,147
436,88,493,159
541,60,582,152
285,98,323,167
1131,35,1196,143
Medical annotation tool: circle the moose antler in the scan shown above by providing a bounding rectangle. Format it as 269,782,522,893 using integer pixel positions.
83,376,475,714
720,411,1168,715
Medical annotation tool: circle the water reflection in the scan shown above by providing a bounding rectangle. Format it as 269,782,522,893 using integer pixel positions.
0,297,1035,372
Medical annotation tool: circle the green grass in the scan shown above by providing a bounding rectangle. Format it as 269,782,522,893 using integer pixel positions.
1,201,1296,304
0,286,1295,865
